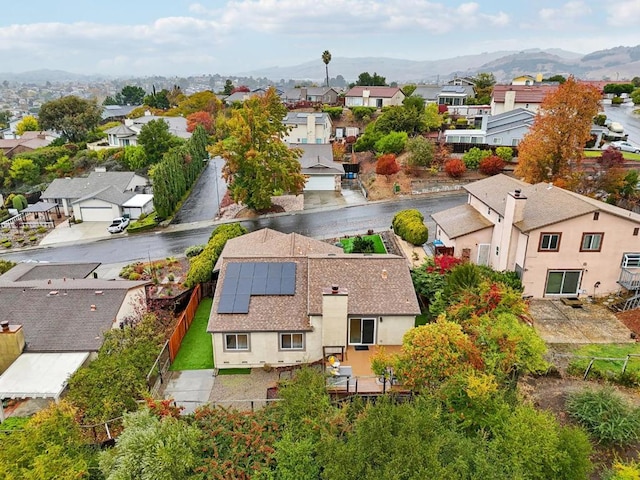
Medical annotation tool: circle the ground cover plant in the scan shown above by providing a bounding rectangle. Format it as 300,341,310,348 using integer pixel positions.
169,297,214,370
340,234,386,253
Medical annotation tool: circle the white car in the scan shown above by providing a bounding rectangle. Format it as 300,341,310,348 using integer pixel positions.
609,141,640,154
107,217,130,234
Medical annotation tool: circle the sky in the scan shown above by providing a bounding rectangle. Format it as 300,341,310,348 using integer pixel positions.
1,0,639,77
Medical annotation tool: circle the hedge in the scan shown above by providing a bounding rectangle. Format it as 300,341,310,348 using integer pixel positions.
392,209,429,246
183,223,247,288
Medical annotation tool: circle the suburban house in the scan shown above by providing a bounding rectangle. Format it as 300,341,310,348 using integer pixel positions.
224,87,285,105
0,131,57,158
444,108,535,147
511,75,539,86
103,113,191,148
344,86,405,108
431,174,640,299
437,85,475,106
282,87,339,105
491,84,558,115
291,143,344,191
0,262,147,402
40,169,149,220
283,112,332,144
101,104,140,123
207,229,420,369
447,76,476,87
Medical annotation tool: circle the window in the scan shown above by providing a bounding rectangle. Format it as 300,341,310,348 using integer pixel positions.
622,253,640,268
493,137,502,144
224,333,249,351
279,333,304,350
593,212,600,220
581,233,603,252
634,228,639,236
539,233,561,252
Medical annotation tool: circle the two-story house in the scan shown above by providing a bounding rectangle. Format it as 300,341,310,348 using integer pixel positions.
432,174,640,299
344,87,405,108
283,112,332,144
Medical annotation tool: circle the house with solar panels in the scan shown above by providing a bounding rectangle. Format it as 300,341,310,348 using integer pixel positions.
207,229,420,370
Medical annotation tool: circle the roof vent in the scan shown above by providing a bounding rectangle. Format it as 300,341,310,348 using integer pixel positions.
48,290,59,296
331,285,339,294
1,321,9,332
90,304,97,311
94,290,104,295
514,189,521,198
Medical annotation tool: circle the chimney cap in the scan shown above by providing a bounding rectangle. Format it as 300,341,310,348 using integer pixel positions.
0,320,9,332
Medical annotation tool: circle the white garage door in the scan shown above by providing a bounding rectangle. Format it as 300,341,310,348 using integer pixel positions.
79,207,113,222
305,175,335,191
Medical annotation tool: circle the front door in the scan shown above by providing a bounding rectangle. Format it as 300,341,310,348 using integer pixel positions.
349,318,375,344
545,270,582,296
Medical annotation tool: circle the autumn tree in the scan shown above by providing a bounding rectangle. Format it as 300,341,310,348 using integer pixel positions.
186,111,215,135
38,95,102,142
375,153,400,179
15,115,39,135
514,77,601,183
210,87,305,211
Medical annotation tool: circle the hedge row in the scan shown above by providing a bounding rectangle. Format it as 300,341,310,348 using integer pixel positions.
183,223,247,288
392,209,429,246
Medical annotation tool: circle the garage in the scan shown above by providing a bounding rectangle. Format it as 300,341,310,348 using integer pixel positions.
305,175,336,191
79,206,114,222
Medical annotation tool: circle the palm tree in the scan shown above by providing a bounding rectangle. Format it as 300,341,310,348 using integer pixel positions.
322,50,332,87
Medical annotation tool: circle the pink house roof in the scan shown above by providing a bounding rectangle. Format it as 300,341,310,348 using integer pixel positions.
492,84,558,104
345,86,403,98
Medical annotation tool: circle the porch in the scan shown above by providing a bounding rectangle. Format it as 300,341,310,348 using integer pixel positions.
324,345,405,394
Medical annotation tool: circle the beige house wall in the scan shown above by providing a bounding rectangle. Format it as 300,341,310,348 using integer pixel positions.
73,198,121,221
115,287,147,327
376,316,415,345
321,293,348,347
520,211,640,297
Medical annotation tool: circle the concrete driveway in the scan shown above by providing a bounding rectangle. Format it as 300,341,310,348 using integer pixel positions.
529,299,634,344
39,220,113,246
303,188,366,210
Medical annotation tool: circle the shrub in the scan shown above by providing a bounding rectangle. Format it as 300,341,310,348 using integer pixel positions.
29,236,37,242
36,226,47,234
392,209,429,246
345,135,357,144
462,147,491,170
129,272,141,280
612,96,624,105
322,106,343,120
12,194,28,212
444,158,466,178
495,146,514,163
350,106,376,121
479,155,505,175
185,244,205,258
332,142,346,162
376,154,400,177
0,259,16,273
374,131,408,154
351,236,375,253
566,388,640,445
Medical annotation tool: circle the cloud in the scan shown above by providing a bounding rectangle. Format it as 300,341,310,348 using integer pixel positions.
538,1,591,22
605,0,640,25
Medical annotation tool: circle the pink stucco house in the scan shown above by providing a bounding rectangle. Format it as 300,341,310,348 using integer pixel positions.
431,174,640,299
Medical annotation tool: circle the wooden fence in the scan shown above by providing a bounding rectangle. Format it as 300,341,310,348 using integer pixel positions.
168,284,202,361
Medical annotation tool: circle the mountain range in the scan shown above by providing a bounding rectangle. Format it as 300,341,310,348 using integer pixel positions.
1,45,639,85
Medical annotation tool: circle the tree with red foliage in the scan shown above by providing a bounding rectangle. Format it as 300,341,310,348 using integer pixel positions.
230,85,250,94
599,146,625,169
186,111,215,135
426,255,464,274
479,155,505,176
376,153,400,179
444,158,466,178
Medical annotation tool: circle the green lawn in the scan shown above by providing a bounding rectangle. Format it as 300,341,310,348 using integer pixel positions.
584,150,640,161
170,298,214,370
218,368,251,375
567,343,640,379
340,234,387,254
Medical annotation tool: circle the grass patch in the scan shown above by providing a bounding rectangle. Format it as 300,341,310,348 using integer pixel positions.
127,213,158,233
340,234,386,254
567,344,640,382
170,298,214,370
583,150,640,161
218,368,251,375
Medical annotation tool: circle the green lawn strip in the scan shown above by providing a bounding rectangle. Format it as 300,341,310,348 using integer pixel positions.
170,297,214,370
340,234,387,254
217,368,251,375
567,343,640,377
583,150,640,161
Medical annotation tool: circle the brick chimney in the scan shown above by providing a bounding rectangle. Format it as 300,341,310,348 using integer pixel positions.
0,321,26,374
321,286,348,347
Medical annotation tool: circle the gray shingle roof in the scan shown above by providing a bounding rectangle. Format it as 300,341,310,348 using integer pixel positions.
292,144,345,174
72,185,135,206
104,124,137,137
1,262,100,282
282,112,330,125
41,171,143,201
464,174,529,216
431,204,493,239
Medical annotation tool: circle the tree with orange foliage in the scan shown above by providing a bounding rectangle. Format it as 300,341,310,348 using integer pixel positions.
514,76,601,184
375,153,400,179
186,111,215,135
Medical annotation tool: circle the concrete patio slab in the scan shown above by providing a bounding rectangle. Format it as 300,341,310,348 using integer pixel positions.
162,369,216,415
530,299,635,344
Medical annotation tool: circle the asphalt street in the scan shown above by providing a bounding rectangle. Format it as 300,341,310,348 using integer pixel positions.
603,104,640,145
170,156,227,224
0,193,467,264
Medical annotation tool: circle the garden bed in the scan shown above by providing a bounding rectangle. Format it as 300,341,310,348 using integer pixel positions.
119,257,190,300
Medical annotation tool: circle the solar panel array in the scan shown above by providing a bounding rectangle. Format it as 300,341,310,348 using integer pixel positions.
217,262,296,314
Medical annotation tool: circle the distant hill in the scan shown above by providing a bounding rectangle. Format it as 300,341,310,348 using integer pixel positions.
240,46,639,83
0,69,106,84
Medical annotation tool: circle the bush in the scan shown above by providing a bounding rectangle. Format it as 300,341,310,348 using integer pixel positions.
36,226,47,234
462,147,491,170
185,244,205,258
12,194,27,212
392,209,429,245
444,158,466,178
350,106,376,121
345,135,357,144
495,146,514,162
612,96,624,105
376,154,400,177
322,106,343,120
374,131,408,154
351,236,375,253
567,388,640,445
479,155,505,175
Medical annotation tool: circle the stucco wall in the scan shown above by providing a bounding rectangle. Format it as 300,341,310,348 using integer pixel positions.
115,287,147,327
376,316,415,345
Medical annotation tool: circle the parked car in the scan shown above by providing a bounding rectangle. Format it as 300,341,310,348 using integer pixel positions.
107,217,130,234
609,141,640,154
